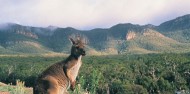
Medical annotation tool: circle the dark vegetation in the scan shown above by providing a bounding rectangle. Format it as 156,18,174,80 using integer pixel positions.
0,53,190,94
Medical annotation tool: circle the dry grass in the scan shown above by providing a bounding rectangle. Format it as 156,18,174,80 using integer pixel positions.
0,80,33,94
0,82,7,86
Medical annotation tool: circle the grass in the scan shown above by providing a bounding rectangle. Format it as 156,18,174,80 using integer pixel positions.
0,80,32,94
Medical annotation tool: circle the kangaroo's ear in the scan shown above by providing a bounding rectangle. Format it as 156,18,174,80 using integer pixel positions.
69,38,75,44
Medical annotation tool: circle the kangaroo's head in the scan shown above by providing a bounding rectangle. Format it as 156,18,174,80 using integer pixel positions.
70,37,86,57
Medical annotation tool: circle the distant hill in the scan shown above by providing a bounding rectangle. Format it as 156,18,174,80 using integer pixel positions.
1,14,190,55
158,14,190,31
123,29,190,54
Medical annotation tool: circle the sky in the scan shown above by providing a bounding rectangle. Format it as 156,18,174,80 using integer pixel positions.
0,0,190,30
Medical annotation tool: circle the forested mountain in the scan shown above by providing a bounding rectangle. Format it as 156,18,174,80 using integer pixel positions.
0,14,190,55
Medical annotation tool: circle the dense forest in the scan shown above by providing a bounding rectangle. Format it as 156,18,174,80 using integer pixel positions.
0,53,190,94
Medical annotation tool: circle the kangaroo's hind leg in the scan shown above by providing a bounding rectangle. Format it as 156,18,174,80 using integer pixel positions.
43,76,60,94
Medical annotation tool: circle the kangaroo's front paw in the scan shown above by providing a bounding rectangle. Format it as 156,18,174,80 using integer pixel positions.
70,81,76,91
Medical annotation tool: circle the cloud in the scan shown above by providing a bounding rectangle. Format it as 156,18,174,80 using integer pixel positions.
0,0,190,29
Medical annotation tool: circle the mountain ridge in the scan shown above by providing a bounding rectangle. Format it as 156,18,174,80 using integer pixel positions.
1,14,190,55
158,14,190,31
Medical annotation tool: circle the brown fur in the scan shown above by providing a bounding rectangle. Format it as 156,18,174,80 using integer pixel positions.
33,38,85,94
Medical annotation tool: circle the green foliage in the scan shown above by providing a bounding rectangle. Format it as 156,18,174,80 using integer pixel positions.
69,70,102,94
0,53,190,93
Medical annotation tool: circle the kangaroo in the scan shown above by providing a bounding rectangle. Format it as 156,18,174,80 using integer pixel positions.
33,37,86,94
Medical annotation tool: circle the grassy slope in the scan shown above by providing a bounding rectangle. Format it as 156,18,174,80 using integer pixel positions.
124,29,190,54
6,41,52,54
0,45,19,54
162,29,190,43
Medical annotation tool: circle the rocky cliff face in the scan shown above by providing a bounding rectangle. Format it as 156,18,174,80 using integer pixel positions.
126,31,136,40
16,31,38,39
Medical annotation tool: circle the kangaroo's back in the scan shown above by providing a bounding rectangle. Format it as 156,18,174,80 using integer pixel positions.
33,37,86,94
34,62,69,94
